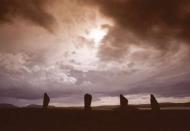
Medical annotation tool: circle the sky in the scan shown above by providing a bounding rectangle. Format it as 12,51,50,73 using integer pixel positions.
0,0,190,107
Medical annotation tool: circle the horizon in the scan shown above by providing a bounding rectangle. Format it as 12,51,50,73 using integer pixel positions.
1,99,190,108
1,94,190,107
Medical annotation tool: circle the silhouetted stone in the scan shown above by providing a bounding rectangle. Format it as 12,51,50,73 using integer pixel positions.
150,94,160,111
43,93,50,109
120,94,128,110
84,94,92,111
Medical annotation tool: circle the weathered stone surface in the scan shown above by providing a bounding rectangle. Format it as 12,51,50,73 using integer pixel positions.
43,93,50,109
120,94,128,110
84,94,92,111
150,94,160,111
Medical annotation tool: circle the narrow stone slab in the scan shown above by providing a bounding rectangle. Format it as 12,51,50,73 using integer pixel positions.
120,94,128,110
43,93,50,109
84,94,92,111
150,94,160,111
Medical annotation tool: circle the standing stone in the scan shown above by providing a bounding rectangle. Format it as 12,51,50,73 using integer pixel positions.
43,93,50,109
84,94,92,111
150,94,160,111
120,94,128,110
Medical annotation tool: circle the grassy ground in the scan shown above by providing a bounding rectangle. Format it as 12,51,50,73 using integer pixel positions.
0,108,190,131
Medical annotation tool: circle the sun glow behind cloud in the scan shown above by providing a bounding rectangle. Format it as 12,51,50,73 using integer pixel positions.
88,27,108,46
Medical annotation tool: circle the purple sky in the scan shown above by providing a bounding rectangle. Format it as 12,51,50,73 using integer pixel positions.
0,0,190,106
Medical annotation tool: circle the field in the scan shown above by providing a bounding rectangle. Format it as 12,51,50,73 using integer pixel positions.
0,108,190,131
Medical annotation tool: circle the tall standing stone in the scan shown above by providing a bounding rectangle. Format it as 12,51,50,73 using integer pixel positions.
84,94,92,111
43,93,50,109
120,94,128,110
150,94,160,111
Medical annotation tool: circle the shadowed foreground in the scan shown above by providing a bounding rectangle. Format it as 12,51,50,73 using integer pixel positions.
0,108,190,131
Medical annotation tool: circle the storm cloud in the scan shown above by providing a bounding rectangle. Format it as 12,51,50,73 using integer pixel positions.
0,0,55,31
80,0,190,60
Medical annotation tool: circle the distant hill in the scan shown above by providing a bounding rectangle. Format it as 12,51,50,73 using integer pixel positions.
25,104,42,108
0,103,17,108
93,102,190,110
160,102,190,107
0,102,190,110
25,104,56,108
135,102,190,108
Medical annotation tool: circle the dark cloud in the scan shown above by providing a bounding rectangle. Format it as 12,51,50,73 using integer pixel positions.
127,81,190,98
0,0,55,31
81,0,190,59
125,70,190,97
